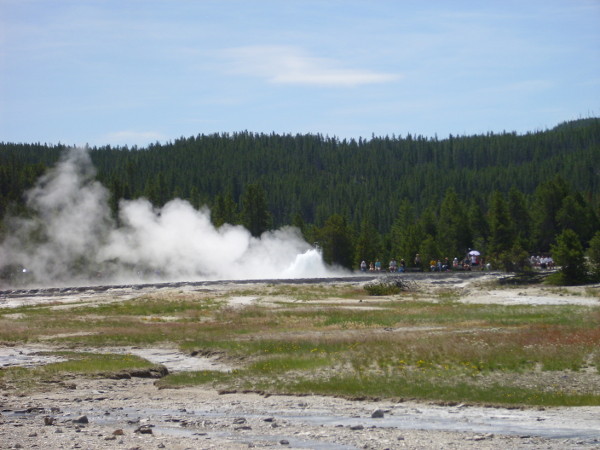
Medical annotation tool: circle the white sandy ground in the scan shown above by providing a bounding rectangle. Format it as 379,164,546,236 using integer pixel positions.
2,377,600,450
1,273,600,449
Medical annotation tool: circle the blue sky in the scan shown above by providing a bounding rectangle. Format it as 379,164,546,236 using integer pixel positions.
1,0,599,147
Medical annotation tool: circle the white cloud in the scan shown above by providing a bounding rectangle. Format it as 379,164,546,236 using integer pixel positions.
104,130,166,147
223,45,399,87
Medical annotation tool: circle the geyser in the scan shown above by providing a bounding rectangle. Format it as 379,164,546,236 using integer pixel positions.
0,148,338,287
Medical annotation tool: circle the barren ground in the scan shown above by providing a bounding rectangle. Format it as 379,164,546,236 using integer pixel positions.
1,272,600,449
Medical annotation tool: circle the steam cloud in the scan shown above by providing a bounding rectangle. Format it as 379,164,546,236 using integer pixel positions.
0,148,337,287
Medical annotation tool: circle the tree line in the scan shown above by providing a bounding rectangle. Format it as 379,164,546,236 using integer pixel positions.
1,118,599,279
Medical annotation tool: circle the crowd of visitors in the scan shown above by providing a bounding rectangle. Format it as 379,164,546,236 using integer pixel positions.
530,255,555,269
360,251,555,273
359,252,486,273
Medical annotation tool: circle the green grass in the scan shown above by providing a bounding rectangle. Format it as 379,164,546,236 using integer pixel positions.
42,351,153,372
0,352,156,393
3,285,600,406
275,374,600,407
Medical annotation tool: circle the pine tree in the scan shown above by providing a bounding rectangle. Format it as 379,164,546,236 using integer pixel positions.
508,187,532,250
240,184,271,237
354,216,382,268
551,229,587,284
436,188,471,259
318,214,354,268
488,191,515,257
533,176,569,251
588,231,600,280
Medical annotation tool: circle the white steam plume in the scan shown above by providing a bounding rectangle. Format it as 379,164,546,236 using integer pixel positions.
0,148,337,287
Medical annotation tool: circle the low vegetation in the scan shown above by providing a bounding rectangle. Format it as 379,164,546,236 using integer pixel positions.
1,281,600,407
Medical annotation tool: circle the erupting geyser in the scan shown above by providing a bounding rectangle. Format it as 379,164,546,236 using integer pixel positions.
0,148,339,287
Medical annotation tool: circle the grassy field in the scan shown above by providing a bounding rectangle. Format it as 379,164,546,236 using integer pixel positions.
1,281,600,406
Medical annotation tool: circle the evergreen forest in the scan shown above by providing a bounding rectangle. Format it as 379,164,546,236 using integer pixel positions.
1,118,599,275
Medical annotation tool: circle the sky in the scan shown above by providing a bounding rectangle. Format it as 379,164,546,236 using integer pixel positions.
1,0,599,148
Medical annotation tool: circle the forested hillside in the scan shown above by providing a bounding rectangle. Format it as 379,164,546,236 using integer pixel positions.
1,118,599,271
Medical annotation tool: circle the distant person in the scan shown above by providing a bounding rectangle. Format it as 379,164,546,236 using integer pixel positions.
399,259,406,273
375,259,382,271
471,254,478,266
360,260,367,272
389,259,397,272
414,253,421,268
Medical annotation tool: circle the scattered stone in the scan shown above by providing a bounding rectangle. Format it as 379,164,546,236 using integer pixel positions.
127,365,169,379
279,439,290,445
466,434,491,441
371,409,385,418
233,417,247,424
134,425,153,434
350,424,364,430
73,415,88,424
112,429,124,435
44,416,55,425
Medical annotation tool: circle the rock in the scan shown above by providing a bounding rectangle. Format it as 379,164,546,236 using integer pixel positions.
73,415,88,424
44,416,55,425
127,365,169,379
350,424,364,430
371,409,385,418
108,372,131,380
233,417,247,424
112,429,124,435
280,439,290,445
466,435,489,441
134,425,153,434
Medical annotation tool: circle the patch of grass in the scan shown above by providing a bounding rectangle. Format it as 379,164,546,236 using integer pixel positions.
4,283,600,406
43,351,153,373
436,289,461,303
584,287,600,299
247,355,330,374
156,370,234,388
276,374,600,407
1,352,155,393
75,295,220,317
